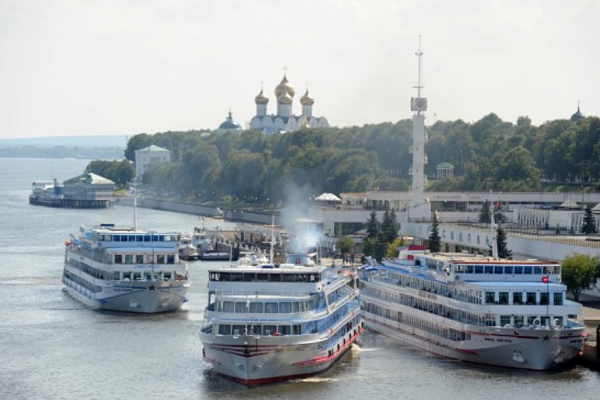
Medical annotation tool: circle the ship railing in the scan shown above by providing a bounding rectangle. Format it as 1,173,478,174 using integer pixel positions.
204,303,360,329
214,290,313,298
203,311,327,324
206,292,358,321
68,246,187,269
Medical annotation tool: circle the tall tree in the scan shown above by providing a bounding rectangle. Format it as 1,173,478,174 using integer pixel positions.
479,199,507,223
381,209,399,243
479,200,491,223
496,226,512,259
581,205,598,234
386,237,405,259
366,211,379,239
362,237,377,259
336,236,355,259
561,254,600,302
428,211,441,253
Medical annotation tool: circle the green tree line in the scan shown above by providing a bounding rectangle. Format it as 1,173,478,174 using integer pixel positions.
85,160,134,187
122,114,600,205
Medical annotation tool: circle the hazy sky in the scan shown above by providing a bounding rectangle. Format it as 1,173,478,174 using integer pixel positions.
1,0,598,139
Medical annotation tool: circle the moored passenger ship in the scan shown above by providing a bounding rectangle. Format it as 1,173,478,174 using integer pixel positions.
360,246,586,370
200,254,362,385
63,224,190,313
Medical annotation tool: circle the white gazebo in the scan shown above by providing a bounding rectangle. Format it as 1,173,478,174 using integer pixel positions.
314,193,342,204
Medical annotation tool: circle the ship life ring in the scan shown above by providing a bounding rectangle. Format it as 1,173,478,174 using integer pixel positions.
534,318,541,327
553,318,560,328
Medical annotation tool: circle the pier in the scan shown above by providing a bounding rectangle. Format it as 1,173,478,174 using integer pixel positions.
580,299,600,369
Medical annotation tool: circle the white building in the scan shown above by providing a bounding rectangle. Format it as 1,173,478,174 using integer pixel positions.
63,173,115,201
249,74,329,134
134,145,170,182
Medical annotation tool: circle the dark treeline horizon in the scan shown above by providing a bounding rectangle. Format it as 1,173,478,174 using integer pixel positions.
114,113,600,206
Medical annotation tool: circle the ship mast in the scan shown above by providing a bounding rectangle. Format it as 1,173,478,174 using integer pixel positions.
269,215,275,264
490,191,498,259
133,177,138,230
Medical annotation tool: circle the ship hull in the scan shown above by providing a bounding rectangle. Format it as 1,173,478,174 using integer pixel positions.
363,312,585,370
62,276,188,313
201,326,363,385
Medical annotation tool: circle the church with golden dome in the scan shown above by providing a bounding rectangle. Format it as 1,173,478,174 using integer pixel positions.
249,73,329,134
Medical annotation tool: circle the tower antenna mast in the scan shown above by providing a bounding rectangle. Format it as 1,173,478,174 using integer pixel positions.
414,35,424,113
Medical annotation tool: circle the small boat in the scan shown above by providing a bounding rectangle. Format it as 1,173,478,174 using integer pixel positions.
191,229,239,261
199,251,233,261
179,235,199,260
237,252,270,266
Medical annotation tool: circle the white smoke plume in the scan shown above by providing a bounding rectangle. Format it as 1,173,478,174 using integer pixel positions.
279,181,324,254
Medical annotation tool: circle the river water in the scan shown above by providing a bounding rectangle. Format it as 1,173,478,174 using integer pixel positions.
0,157,598,400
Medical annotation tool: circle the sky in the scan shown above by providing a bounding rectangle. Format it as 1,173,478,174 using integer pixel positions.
1,0,599,139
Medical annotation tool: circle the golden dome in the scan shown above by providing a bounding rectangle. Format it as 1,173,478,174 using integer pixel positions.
255,88,269,104
275,74,295,98
300,89,314,106
278,92,293,105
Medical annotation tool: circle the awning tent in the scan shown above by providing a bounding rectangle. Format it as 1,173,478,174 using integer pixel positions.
314,193,341,202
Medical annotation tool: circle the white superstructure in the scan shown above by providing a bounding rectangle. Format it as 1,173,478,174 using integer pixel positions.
200,254,362,385
360,246,587,370
63,224,190,313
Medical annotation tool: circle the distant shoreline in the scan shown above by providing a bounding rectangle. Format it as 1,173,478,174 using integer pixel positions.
0,147,124,159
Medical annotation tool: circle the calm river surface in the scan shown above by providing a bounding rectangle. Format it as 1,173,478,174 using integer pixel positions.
1,157,598,400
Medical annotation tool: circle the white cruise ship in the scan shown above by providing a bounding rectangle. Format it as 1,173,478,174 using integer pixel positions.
199,254,362,385
63,224,190,313
360,245,587,370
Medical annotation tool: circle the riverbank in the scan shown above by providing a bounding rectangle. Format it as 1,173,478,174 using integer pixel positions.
115,196,277,225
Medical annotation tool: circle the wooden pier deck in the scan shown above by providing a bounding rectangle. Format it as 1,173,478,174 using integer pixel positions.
580,303,600,369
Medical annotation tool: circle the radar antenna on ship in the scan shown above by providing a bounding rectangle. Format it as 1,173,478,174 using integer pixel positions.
269,215,275,264
133,177,138,231
490,190,499,260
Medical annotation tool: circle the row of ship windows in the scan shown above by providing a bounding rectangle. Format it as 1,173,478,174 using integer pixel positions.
64,271,102,293
215,299,317,314
363,284,570,328
95,234,180,243
68,260,186,281
385,272,564,305
485,291,563,305
387,272,483,304
494,315,564,328
364,297,567,331
364,301,469,341
116,270,187,281
209,272,321,282
362,286,484,326
453,265,560,275
218,324,303,336
114,254,176,265
211,286,349,314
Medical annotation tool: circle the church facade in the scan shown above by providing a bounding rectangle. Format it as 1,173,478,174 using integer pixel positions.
249,74,329,134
